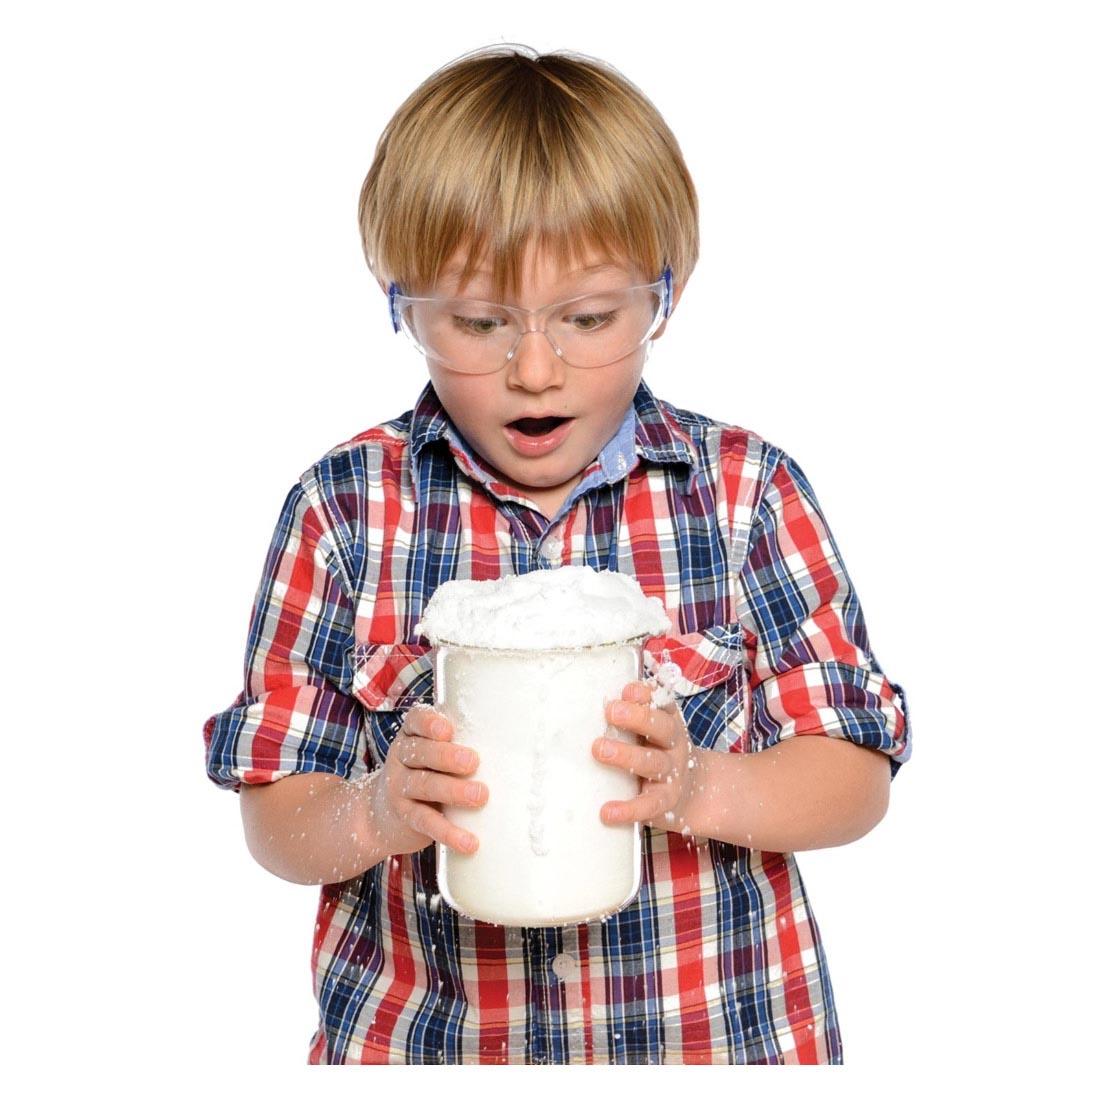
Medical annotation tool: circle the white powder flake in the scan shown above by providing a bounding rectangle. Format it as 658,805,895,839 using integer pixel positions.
643,648,688,706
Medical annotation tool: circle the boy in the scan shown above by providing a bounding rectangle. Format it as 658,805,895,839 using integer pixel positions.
204,44,911,1065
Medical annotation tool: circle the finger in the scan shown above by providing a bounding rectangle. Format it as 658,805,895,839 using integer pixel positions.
592,737,668,780
601,788,667,826
622,680,654,705
605,698,674,749
402,768,488,809
405,800,480,854
397,735,479,775
405,703,453,740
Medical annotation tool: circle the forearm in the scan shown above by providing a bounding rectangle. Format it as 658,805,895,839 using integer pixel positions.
682,735,891,852
239,770,391,885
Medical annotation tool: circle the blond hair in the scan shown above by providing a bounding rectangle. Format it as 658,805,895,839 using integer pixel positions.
358,44,699,302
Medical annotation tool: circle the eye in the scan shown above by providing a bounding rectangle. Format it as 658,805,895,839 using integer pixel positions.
448,303,510,336
452,314,504,336
567,309,618,332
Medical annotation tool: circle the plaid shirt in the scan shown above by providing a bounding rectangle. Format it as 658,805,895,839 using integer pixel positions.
204,378,911,1065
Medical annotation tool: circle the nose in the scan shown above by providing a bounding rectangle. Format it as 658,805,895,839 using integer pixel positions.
504,327,566,389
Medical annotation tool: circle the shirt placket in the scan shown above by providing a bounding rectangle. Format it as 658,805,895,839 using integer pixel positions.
548,924,589,1061
537,525,565,568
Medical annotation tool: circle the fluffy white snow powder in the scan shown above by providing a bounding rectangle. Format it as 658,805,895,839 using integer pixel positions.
414,565,671,649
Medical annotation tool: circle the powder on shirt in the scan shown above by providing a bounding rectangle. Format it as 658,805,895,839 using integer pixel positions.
413,565,672,650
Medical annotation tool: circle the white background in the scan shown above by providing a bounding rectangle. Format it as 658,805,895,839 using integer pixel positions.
3,1,1096,1093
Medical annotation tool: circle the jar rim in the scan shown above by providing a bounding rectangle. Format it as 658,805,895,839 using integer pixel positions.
432,633,650,653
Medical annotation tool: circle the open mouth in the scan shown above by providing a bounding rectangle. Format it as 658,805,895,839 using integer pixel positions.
507,416,572,436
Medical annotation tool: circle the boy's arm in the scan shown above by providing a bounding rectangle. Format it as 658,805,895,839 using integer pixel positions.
675,448,909,850
239,771,392,886
684,736,890,852
205,478,384,884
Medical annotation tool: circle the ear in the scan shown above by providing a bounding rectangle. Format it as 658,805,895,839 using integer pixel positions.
650,278,687,341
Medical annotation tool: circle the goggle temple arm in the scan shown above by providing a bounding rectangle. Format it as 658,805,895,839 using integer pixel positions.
388,282,402,333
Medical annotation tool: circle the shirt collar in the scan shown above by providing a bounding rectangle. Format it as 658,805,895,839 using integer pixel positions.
407,376,699,504
631,377,699,479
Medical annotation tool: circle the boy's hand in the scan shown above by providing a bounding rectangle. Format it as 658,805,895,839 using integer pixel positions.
369,703,488,856
594,681,699,835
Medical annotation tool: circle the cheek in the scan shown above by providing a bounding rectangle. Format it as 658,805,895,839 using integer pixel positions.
591,363,644,407
430,376,492,428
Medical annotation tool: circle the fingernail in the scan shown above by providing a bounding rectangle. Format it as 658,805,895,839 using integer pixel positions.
465,782,483,802
431,718,449,736
606,806,623,822
611,702,629,722
455,748,474,768
462,834,478,852
597,740,614,760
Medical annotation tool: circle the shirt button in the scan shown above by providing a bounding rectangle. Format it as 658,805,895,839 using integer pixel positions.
551,952,577,979
540,536,563,563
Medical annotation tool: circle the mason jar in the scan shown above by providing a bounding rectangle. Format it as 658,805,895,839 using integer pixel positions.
432,636,647,926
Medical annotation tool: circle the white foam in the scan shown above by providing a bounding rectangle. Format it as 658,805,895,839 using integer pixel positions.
414,565,672,649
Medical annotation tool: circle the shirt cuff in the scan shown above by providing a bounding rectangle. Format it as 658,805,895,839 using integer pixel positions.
750,662,912,781
203,684,370,793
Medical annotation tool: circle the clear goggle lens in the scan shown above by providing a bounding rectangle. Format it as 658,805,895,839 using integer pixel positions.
394,286,665,373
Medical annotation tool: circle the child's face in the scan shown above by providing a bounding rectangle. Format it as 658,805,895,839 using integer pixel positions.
422,242,678,518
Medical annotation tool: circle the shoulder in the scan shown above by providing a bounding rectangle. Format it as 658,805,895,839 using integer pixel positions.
644,389,792,494
316,407,413,474
292,407,414,501
276,409,415,573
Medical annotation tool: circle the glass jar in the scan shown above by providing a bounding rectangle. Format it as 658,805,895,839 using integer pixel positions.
432,637,646,926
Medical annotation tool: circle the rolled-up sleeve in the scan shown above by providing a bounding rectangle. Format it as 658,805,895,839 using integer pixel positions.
203,479,371,793
734,452,912,781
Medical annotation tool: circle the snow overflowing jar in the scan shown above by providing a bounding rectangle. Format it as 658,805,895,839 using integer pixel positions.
413,565,673,926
